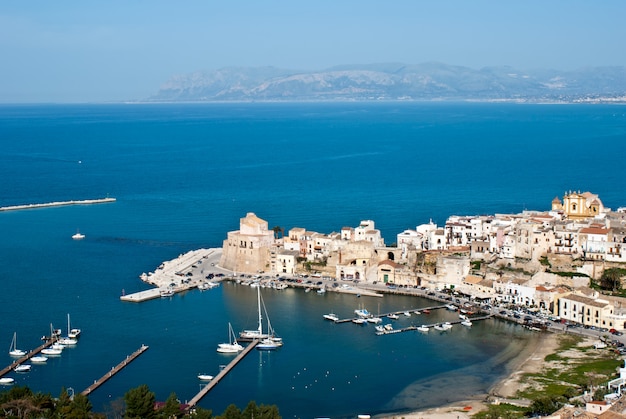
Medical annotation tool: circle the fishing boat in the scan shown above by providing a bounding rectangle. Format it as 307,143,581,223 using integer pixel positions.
217,323,244,354
14,364,31,373
8,332,26,357
31,356,48,363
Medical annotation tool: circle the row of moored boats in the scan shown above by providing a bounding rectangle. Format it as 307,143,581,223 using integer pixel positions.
2,315,81,386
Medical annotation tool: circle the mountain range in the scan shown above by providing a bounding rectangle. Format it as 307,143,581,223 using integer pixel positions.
148,63,626,103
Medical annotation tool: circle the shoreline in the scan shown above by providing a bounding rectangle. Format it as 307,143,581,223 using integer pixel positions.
375,332,561,419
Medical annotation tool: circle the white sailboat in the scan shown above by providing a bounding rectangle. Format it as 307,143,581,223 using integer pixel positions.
239,286,282,347
57,314,78,345
68,313,81,339
217,323,244,353
8,332,26,357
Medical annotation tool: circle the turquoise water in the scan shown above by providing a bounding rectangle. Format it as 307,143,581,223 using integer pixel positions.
0,102,624,417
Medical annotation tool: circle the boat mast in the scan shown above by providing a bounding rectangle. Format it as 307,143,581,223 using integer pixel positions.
257,287,263,335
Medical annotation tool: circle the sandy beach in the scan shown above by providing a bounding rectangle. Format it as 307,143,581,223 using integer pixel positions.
376,331,561,419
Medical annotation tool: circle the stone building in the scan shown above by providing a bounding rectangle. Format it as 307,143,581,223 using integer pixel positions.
220,212,275,273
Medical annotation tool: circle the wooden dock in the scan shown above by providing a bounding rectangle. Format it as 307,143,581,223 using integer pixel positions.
0,339,56,378
187,340,259,408
81,345,149,396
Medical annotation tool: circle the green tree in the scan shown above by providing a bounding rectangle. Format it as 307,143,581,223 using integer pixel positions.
527,395,564,416
218,404,241,419
124,384,157,419
187,406,213,419
159,392,181,418
600,268,624,292
66,393,94,418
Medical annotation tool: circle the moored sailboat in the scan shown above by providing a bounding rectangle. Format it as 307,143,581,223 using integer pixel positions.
8,332,26,357
217,323,244,354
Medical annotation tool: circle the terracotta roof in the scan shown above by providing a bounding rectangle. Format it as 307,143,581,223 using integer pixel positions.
580,227,609,235
464,275,483,285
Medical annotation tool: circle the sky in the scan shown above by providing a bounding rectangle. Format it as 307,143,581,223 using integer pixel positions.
1,1,625,103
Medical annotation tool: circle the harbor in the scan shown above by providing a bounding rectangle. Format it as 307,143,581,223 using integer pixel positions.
0,197,116,212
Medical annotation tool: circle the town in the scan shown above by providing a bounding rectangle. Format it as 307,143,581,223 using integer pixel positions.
219,191,626,332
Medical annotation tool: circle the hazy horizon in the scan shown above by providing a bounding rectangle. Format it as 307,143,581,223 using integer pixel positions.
1,1,625,103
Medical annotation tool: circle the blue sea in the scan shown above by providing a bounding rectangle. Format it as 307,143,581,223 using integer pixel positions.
0,102,625,418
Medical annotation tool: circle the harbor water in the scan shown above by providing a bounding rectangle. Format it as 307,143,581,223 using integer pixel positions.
0,102,625,417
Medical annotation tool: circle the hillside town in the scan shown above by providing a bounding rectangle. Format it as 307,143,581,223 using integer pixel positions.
220,191,626,331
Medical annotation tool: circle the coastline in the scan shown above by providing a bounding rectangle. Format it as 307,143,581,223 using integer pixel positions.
375,332,561,419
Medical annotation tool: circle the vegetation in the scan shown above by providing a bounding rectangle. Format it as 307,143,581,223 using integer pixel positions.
0,384,280,419
470,260,482,271
599,267,626,292
473,334,622,418
539,256,551,267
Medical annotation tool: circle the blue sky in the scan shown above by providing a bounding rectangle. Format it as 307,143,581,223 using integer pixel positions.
1,1,624,103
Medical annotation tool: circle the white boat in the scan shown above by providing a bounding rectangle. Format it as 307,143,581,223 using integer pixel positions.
354,308,370,318
352,318,366,325
217,323,244,354
239,287,282,347
256,337,280,351
461,320,473,327
317,287,326,294
198,374,214,381
403,311,411,317
8,332,26,357
72,229,85,240
0,377,15,385
56,337,78,346
160,287,175,298
41,347,62,356
31,356,48,363
446,304,457,311
366,316,382,324
434,324,447,331
384,324,394,331
14,364,31,373
323,313,339,322
374,325,385,333
459,314,468,320
413,310,421,315
417,325,429,332
387,313,399,320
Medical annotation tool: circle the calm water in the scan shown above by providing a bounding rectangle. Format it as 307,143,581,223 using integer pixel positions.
0,102,625,418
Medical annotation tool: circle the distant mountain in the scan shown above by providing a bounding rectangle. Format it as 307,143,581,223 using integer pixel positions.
148,63,626,103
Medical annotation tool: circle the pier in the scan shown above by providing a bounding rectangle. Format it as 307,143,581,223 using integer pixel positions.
375,314,494,335
81,345,149,396
0,197,116,212
0,339,56,378
186,340,259,409
333,305,448,324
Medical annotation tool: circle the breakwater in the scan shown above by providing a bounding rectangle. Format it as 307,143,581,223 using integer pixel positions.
0,197,116,212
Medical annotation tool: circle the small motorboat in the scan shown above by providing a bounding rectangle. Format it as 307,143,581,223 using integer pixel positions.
14,364,31,373
323,313,339,322
198,374,214,381
31,356,48,363
0,377,15,385
417,325,429,332
72,230,85,240
387,313,399,320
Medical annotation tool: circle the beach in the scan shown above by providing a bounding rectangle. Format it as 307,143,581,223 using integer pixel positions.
376,332,561,419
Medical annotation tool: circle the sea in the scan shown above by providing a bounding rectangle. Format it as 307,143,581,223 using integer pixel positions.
0,102,625,418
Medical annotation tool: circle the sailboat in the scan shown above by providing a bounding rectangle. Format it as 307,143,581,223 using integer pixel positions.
239,287,274,341
68,313,81,339
217,323,244,353
8,332,26,357
57,314,78,345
